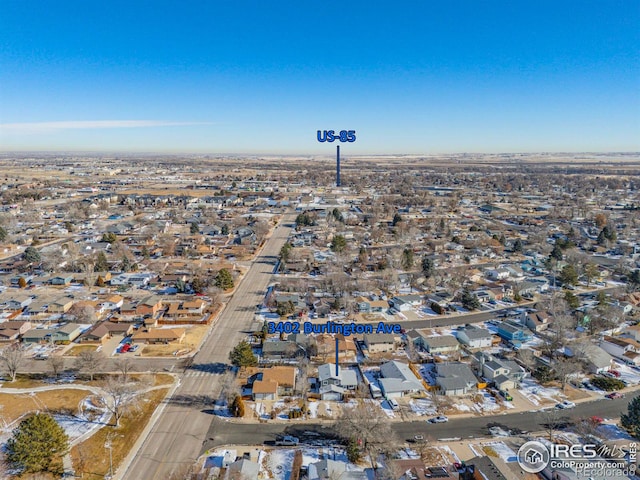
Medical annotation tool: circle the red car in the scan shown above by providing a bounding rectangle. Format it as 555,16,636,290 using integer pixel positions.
605,392,625,399
589,416,604,424
608,370,621,378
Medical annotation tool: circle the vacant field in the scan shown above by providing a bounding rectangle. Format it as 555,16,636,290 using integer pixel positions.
71,387,169,479
65,344,99,356
140,324,209,357
0,388,91,425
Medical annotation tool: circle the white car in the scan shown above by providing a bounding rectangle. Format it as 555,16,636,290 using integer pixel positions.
429,415,449,423
555,400,576,409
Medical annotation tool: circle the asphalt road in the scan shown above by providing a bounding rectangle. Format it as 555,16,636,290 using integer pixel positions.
120,215,296,480
205,392,638,449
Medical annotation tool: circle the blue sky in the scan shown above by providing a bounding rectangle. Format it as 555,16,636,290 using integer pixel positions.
1,1,638,153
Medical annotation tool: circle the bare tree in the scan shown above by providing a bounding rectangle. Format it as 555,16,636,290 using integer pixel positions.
0,348,24,382
336,400,397,471
68,303,97,324
538,407,565,442
219,369,239,405
74,349,104,381
101,376,140,427
47,356,65,379
516,348,538,372
112,357,135,382
553,357,582,391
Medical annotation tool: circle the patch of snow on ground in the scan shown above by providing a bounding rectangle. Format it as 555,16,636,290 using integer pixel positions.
380,400,396,418
454,403,471,412
308,400,319,419
483,441,517,462
518,377,562,406
409,398,437,416
472,392,500,413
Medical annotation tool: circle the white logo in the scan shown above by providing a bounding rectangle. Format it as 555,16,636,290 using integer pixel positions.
517,441,550,473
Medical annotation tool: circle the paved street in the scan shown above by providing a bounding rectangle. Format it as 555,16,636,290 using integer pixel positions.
204,392,638,449
120,215,296,480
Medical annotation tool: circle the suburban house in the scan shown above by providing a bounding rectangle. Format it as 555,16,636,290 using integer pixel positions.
434,362,478,396
164,299,207,319
456,324,493,349
523,311,552,332
48,298,74,314
575,343,614,374
315,334,357,362
98,295,124,311
473,352,527,390
135,296,164,317
378,360,426,398
249,366,297,400
52,323,83,344
22,328,54,344
363,333,396,353
227,459,260,480
132,328,185,344
600,336,640,366
49,275,74,286
423,335,460,355
389,294,421,312
495,320,531,347
316,363,358,401
355,296,388,313
0,320,32,336
307,459,368,480
261,339,303,360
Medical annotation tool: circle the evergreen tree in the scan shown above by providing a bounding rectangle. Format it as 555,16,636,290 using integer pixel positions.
221,224,229,235
120,256,131,272
280,242,292,263
23,246,41,263
6,413,69,475
421,256,435,279
190,222,199,234
564,291,580,309
621,396,640,438
0,225,7,242
392,213,402,226
229,341,257,367
559,264,578,286
401,247,414,270
460,290,481,310
330,234,347,253
191,277,208,294
101,232,118,243
513,239,523,252
629,269,640,287
95,251,109,272
230,395,245,417
550,243,563,261
346,437,361,463
215,268,234,289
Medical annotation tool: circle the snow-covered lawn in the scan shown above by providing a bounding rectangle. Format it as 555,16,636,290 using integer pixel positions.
307,400,319,419
471,392,501,413
469,441,517,463
409,398,437,416
518,377,563,406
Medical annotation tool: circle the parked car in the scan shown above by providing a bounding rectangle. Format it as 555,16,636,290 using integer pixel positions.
388,399,399,409
499,390,513,401
275,435,299,446
605,392,625,399
555,400,576,409
429,416,449,423
608,370,621,378
412,435,425,443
